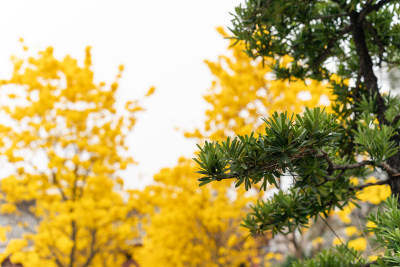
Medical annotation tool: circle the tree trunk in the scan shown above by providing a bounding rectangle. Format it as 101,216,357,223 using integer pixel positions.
350,10,400,197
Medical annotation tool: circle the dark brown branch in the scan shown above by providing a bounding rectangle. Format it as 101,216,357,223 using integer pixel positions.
46,240,64,267
50,172,67,201
317,152,400,176
48,248,64,267
333,160,374,171
377,162,400,177
350,10,387,125
81,230,98,267
350,179,389,191
363,0,396,18
69,220,77,267
363,19,384,67
316,152,374,171
310,25,353,72
358,0,376,23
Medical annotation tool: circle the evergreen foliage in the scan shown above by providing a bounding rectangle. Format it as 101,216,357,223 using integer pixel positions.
195,0,400,265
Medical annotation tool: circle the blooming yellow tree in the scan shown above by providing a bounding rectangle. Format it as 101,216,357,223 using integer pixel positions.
186,27,331,140
0,46,151,267
135,158,266,267
136,28,332,267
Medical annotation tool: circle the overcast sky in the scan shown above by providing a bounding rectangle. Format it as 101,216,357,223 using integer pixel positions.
0,1,243,188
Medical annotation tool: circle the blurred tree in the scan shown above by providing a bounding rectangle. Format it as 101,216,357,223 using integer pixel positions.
0,46,152,267
134,157,265,267
195,0,400,265
186,27,331,140
137,28,331,267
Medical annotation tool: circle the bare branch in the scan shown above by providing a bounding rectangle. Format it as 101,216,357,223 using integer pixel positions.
81,230,98,267
316,151,374,171
377,162,400,177
69,221,77,267
317,151,400,177
50,172,67,201
333,160,374,171
350,179,389,191
47,246,64,267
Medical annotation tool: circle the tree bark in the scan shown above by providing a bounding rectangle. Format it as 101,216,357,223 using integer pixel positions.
350,10,400,197
350,11,386,124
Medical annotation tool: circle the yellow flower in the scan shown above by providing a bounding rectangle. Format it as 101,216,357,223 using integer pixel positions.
312,237,324,246
0,226,10,242
145,86,156,97
358,177,391,204
368,255,379,261
348,237,367,251
345,226,359,236
366,221,377,229
332,237,342,246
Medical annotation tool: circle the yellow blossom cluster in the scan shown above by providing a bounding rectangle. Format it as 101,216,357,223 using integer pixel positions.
134,157,264,267
185,27,331,141
332,177,391,255
0,46,152,266
357,177,391,204
332,235,368,252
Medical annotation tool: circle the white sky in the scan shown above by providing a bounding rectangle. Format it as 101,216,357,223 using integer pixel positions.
0,0,243,189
